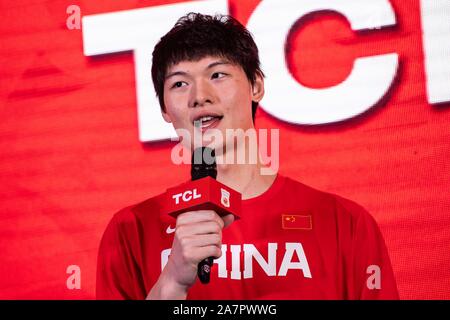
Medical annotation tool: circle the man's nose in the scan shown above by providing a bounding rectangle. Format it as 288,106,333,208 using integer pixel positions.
190,79,214,108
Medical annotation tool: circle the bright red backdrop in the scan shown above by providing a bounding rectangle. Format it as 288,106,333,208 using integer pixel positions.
0,0,449,299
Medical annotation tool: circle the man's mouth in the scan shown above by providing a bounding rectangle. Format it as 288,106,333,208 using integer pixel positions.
193,115,224,130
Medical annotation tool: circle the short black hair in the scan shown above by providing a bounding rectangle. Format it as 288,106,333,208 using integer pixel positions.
151,12,264,121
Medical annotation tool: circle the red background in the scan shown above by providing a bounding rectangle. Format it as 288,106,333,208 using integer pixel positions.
0,0,449,299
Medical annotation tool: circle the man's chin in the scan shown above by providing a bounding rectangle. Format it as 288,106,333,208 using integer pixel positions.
189,128,224,152
190,141,225,154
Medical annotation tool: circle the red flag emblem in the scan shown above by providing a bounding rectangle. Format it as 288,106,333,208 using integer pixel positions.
281,214,312,230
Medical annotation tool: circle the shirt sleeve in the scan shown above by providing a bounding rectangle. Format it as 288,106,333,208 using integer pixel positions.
96,208,147,300
337,197,399,300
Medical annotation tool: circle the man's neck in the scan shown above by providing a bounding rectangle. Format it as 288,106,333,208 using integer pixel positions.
215,145,276,200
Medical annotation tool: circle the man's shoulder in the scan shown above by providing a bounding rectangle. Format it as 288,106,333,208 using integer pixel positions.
279,174,342,207
280,174,332,199
108,190,167,226
280,174,372,222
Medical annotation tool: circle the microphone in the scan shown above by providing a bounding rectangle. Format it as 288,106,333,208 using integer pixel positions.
160,147,241,284
191,147,216,284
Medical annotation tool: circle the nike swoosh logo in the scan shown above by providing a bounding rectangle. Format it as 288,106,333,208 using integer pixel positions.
166,225,176,234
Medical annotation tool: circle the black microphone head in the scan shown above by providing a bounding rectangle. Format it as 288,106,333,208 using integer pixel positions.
191,147,217,180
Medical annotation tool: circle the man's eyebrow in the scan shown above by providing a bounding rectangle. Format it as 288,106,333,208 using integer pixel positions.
165,71,188,80
165,60,232,80
206,60,231,69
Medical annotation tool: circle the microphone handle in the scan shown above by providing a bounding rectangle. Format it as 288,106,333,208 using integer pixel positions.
198,256,214,284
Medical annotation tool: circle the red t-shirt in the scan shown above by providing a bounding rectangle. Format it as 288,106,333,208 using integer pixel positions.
96,174,399,299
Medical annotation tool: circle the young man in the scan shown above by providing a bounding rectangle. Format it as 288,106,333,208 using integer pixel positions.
96,13,399,300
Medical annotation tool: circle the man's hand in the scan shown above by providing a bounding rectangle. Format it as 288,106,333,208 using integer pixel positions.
146,210,234,299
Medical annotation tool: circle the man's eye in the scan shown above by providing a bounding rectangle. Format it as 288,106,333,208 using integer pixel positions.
211,72,226,79
171,81,186,89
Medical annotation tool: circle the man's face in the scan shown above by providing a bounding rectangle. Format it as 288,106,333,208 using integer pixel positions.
161,55,264,153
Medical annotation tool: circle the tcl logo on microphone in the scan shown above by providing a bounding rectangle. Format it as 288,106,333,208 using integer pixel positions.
163,177,241,219
172,189,202,205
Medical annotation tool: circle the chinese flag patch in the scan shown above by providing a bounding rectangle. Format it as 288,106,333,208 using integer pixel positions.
281,214,312,230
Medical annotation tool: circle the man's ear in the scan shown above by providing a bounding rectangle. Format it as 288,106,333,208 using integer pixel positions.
161,108,172,123
251,72,265,103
